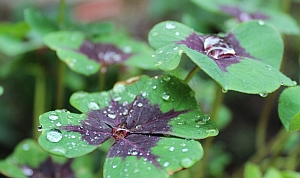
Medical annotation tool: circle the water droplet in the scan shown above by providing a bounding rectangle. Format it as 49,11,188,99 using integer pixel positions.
152,86,157,89
113,84,126,93
180,157,194,168
258,20,265,25
206,129,217,135
112,165,117,168
152,32,159,36
141,92,147,97
173,46,178,50
165,22,176,29
37,125,43,132
265,65,272,70
113,96,122,101
88,102,100,110
108,114,116,119
152,54,155,58
169,146,175,151
56,122,62,127
182,148,189,152
46,129,63,143
22,144,30,151
293,81,297,85
175,32,180,36
179,50,183,55
163,76,171,81
22,167,33,176
155,60,162,66
123,46,132,53
49,114,58,121
135,125,142,130
259,91,268,97
162,94,170,101
163,162,169,167
222,88,228,93
177,121,185,125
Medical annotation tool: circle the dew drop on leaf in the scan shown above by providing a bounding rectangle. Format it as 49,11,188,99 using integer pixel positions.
112,165,117,169
22,144,30,151
259,92,268,97
46,129,63,143
182,148,189,152
180,157,194,168
152,31,159,36
37,125,43,132
113,84,126,93
169,146,175,151
222,88,228,93
152,86,157,89
135,125,142,130
108,114,116,119
165,22,176,29
206,129,217,136
162,93,170,101
137,103,143,107
163,162,170,167
49,114,58,121
175,32,180,36
258,20,265,25
163,75,171,81
155,60,162,66
22,167,33,176
56,122,62,127
88,102,100,110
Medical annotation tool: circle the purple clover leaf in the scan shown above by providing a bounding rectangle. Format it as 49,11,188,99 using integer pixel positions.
38,75,218,177
148,21,296,94
43,31,157,76
0,139,94,178
190,0,299,35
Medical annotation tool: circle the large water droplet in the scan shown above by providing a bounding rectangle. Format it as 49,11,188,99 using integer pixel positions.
49,114,58,121
47,129,63,143
112,165,117,168
22,167,33,176
180,157,194,168
165,22,176,29
259,91,268,97
182,148,189,152
169,146,175,151
163,162,169,167
222,88,228,93
22,144,30,151
258,20,265,25
108,114,116,119
88,102,100,110
152,86,157,89
162,94,170,101
163,75,171,81
137,103,143,107
206,129,217,136
175,32,180,36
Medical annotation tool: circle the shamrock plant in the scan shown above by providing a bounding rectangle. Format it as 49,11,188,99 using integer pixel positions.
38,75,217,177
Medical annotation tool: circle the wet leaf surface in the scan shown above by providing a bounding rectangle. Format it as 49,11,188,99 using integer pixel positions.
148,21,296,94
38,75,218,177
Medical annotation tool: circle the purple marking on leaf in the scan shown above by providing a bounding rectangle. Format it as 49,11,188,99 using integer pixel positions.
178,32,255,72
60,95,188,169
21,157,74,178
220,6,269,22
77,40,132,67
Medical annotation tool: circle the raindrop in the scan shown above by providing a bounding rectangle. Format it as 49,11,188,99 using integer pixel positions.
46,129,63,143
88,102,100,110
137,103,143,107
206,129,217,135
195,124,200,128
173,46,178,50
123,46,132,53
162,94,170,101
141,92,147,97
112,165,117,168
169,146,175,151
113,84,126,93
135,125,142,130
163,76,171,81
258,20,265,25
56,122,62,127
22,167,33,176
152,86,157,89
108,114,116,119
157,49,163,54
49,114,58,121
180,158,194,168
175,32,180,36
177,121,185,125
293,81,297,85
165,22,176,29
37,125,43,132
113,96,122,101
22,144,30,151
259,91,268,97
222,88,228,93
265,65,272,70
182,148,189,152
152,54,155,58
163,162,170,167
155,60,162,66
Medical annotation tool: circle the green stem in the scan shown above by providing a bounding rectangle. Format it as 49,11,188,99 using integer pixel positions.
33,68,46,139
255,92,277,149
99,66,107,91
196,85,224,178
184,66,200,83
55,0,66,108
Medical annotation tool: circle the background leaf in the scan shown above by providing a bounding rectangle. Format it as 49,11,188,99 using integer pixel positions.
279,86,300,131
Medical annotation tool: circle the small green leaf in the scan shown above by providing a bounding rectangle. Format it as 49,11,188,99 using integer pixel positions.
244,162,262,178
24,8,57,36
279,86,300,131
264,167,282,178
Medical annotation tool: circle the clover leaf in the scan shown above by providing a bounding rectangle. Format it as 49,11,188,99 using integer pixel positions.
279,86,300,132
43,31,157,76
38,75,218,177
0,139,93,178
148,21,296,94
191,0,300,35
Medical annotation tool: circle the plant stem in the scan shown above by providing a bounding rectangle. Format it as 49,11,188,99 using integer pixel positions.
99,66,107,91
184,65,200,83
33,68,46,139
255,92,277,149
197,85,224,178
55,0,66,108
